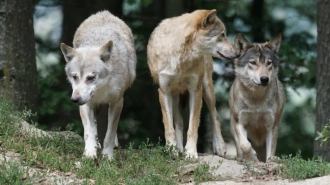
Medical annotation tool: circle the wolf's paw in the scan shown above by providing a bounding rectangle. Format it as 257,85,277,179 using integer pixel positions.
242,148,259,162
213,137,227,157
185,149,198,159
102,148,114,161
249,150,259,162
164,144,180,158
83,149,97,159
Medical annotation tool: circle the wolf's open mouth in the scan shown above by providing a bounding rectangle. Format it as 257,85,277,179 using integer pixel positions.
217,51,235,61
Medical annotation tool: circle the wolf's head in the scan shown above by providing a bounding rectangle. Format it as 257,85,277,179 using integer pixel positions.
233,33,282,89
60,41,113,105
186,9,239,61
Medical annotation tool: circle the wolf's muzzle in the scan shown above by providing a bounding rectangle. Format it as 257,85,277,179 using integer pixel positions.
260,76,269,86
71,97,80,104
217,51,240,61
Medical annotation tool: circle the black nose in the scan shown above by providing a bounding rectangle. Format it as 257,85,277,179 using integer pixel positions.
236,51,241,58
260,76,269,84
71,97,80,103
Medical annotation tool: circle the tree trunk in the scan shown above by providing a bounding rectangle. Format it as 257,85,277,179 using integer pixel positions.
0,0,38,118
314,0,330,161
250,0,265,42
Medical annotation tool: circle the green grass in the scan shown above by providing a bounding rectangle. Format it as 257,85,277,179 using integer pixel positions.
277,151,330,180
0,99,214,184
0,158,32,185
3,98,330,183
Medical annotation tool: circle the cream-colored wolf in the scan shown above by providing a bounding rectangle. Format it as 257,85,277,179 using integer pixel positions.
60,11,136,159
229,33,285,162
147,9,239,158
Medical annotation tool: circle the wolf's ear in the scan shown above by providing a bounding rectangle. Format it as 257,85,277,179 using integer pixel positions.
201,9,217,28
266,33,282,53
60,43,76,63
234,33,250,51
100,40,113,62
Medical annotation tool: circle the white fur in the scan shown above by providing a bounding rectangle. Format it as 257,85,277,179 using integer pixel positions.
61,11,136,160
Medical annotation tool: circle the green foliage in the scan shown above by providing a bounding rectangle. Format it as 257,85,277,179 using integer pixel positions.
193,162,214,183
0,159,32,185
315,120,330,146
0,98,18,125
278,151,330,180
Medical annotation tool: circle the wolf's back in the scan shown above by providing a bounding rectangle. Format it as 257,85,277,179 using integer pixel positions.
73,11,134,48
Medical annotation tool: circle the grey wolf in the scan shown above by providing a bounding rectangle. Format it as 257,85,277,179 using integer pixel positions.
229,33,285,162
147,9,239,158
60,11,136,159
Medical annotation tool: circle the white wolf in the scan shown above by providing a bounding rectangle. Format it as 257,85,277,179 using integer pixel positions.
60,11,136,159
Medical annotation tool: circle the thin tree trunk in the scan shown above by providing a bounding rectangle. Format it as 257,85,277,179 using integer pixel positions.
0,0,38,119
314,0,330,161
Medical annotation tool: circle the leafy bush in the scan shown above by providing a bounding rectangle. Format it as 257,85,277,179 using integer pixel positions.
315,120,330,146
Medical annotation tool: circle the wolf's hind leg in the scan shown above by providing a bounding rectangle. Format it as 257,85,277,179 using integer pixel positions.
202,58,226,157
102,98,124,160
173,93,184,153
80,104,98,159
158,89,177,147
185,84,203,159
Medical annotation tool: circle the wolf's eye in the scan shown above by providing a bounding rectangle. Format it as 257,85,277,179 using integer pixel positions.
221,33,225,37
249,61,256,65
72,75,78,80
87,76,95,81
267,60,273,65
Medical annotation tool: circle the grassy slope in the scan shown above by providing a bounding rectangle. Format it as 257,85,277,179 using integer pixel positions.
1,99,330,184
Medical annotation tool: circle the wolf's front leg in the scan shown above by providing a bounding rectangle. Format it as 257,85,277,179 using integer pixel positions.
102,98,124,160
185,84,203,159
173,93,184,153
266,125,279,161
230,116,244,160
265,129,273,161
235,124,258,161
80,104,98,158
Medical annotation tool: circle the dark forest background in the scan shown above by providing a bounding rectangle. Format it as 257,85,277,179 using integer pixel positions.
33,0,316,159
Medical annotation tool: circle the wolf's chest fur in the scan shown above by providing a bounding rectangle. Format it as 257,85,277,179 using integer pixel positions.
158,58,204,93
239,109,275,128
238,87,276,125
238,98,276,145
